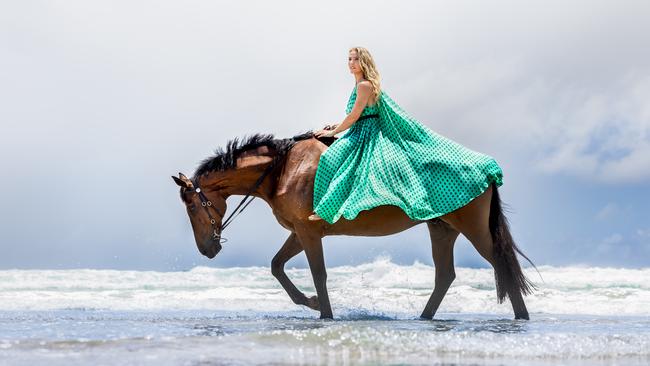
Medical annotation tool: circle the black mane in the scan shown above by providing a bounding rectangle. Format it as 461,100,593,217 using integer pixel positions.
193,131,328,178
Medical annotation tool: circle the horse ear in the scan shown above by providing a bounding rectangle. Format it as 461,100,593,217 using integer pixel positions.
172,175,189,188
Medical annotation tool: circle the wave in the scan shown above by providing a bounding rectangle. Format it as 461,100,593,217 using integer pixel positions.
1,257,649,316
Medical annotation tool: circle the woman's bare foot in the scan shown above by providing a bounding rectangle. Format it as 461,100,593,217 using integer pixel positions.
308,212,323,221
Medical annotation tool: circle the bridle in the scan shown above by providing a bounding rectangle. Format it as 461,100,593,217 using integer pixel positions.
189,157,282,245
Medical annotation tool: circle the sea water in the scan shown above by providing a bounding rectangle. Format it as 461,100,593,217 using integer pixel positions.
1,258,649,365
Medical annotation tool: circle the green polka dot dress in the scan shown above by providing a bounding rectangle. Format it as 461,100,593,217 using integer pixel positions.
312,84,504,224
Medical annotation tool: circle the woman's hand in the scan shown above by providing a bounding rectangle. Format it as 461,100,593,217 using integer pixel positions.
314,128,337,138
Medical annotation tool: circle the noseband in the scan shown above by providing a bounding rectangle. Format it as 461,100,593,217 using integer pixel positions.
190,157,281,246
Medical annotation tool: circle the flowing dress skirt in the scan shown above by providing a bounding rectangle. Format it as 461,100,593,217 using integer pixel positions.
312,86,503,224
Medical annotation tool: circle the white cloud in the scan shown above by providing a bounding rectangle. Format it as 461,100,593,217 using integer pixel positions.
637,229,650,239
533,73,650,184
595,203,620,221
401,59,650,184
594,233,625,257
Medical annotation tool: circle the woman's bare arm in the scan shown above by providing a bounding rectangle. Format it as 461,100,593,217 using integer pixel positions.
329,81,373,135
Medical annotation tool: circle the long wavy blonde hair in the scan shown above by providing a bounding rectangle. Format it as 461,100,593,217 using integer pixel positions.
350,46,381,104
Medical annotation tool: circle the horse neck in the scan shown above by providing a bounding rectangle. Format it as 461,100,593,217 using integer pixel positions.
198,153,277,201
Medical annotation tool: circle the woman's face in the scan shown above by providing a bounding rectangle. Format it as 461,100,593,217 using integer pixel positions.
348,51,360,74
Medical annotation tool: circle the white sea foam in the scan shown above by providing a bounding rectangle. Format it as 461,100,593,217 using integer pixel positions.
1,258,649,316
1,260,650,365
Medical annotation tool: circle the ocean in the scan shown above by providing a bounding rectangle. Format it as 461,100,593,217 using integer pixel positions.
1,258,649,365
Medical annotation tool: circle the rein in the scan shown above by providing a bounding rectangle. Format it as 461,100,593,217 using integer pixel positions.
191,156,282,245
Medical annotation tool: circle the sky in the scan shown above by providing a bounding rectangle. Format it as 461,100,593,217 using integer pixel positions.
1,0,649,270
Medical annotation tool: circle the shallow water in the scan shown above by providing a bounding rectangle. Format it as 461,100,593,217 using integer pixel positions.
1,259,649,365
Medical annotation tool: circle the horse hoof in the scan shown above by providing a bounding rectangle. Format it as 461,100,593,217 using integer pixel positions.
306,295,320,310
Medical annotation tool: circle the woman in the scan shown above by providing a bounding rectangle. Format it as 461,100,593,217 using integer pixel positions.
308,47,503,223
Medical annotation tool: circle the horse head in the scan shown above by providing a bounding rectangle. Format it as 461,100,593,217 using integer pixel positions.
172,172,226,259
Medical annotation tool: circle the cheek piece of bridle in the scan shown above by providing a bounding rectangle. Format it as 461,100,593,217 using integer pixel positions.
189,157,280,247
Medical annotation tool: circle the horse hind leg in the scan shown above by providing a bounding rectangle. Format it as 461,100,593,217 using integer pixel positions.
464,228,530,320
420,219,460,319
460,185,533,320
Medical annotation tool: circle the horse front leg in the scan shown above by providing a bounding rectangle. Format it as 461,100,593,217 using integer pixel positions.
271,233,319,310
295,227,333,319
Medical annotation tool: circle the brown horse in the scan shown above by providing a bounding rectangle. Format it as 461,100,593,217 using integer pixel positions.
172,131,535,320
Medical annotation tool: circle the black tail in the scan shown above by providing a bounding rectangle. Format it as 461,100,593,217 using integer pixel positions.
488,183,536,303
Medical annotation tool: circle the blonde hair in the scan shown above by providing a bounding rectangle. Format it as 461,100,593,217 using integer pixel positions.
349,46,381,104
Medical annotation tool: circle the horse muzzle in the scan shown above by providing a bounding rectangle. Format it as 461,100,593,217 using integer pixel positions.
198,240,222,259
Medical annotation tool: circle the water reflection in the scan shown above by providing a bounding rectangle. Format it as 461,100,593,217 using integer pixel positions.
424,317,527,334
191,324,225,337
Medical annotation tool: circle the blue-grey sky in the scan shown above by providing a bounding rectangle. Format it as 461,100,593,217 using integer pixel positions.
1,1,649,270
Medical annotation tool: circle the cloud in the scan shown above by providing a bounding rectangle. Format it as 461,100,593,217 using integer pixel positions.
586,231,650,267
595,203,620,221
637,229,650,238
534,73,650,184
403,60,650,185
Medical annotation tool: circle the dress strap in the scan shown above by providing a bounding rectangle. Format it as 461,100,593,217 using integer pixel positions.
357,114,379,121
